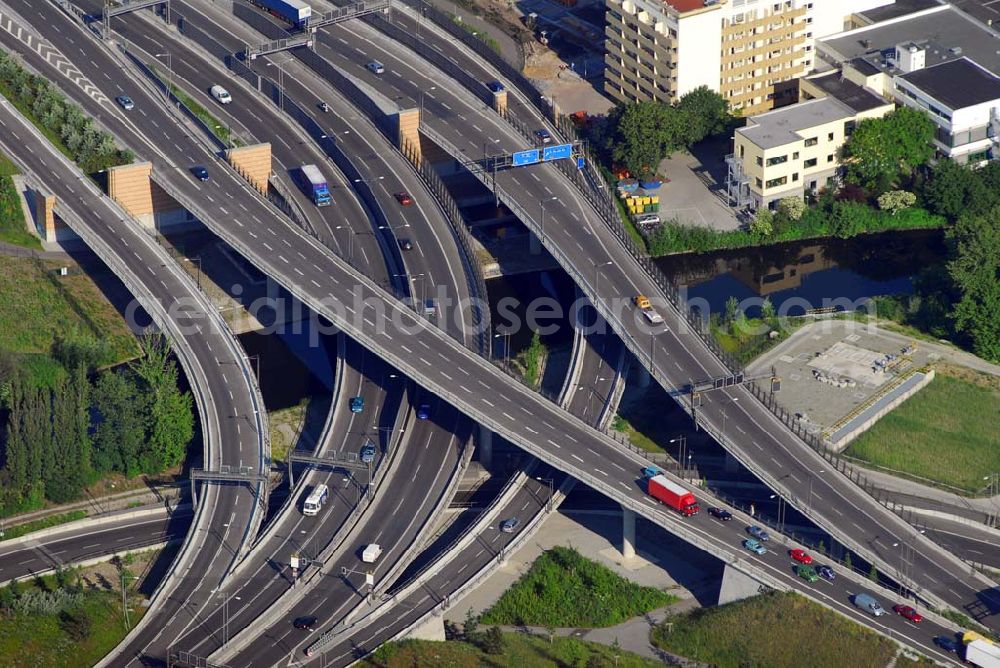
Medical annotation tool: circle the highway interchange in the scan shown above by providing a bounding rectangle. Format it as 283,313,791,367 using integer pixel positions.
0,0,996,666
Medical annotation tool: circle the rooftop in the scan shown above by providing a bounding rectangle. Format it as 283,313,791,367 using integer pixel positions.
738,97,855,150
804,72,892,113
663,0,717,13
820,5,1000,76
857,0,941,24
899,57,1000,108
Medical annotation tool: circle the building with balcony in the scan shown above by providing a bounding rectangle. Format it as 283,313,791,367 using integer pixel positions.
727,75,893,209
603,0,893,115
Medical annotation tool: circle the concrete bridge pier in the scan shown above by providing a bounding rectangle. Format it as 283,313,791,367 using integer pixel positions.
621,506,636,560
529,231,542,255
478,425,493,469
718,564,766,604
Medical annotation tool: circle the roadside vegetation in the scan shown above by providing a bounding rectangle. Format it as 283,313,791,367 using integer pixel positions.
0,153,39,249
512,331,547,389
710,296,809,364
651,591,902,668
0,51,133,175
846,365,1000,491
0,510,86,542
267,399,309,464
480,546,677,627
364,633,668,668
0,563,145,667
160,75,236,148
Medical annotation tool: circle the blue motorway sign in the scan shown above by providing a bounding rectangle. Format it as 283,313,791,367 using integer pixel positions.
542,143,573,161
512,149,541,166
577,156,585,170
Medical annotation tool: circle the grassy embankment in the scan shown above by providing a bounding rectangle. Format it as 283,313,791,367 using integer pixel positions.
846,365,1000,492
480,546,678,627
0,153,40,249
651,591,906,668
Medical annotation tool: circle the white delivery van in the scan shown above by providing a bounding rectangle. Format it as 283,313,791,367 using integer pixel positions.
361,543,382,563
210,85,232,104
302,484,329,516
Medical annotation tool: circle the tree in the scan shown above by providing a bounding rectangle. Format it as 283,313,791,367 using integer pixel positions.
676,86,729,144
749,208,774,236
3,379,29,499
130,334,194,469
463,608,480,639
92,370,149,476
777,196,806,221
947,206,1000,361
724,296,740,324
482,626,504,655
841,107,935,190
868,564,879,582
607,102,688,176
817,540,826,556
876,190,916,215
844,553,853,571
760,297,776,322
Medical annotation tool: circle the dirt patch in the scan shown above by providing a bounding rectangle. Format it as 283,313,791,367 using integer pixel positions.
76,548,161,595
933,363,1000,392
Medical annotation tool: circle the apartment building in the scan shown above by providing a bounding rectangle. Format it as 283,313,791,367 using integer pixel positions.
603,0,893,115
727,73,893,209
819,4,1000,165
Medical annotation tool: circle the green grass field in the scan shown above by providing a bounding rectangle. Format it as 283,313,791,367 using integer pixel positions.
0,152,41,249
845,368,1000,491
0,510,87,542
0,585,145,667
480,546,678,628
651,591,900,668
364,634,669,668
0,256,138,366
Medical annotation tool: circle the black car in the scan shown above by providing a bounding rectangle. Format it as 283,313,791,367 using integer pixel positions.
708,507,732,521
398,238,414,251
293,616,317,630
933,636,958,653
191,166,209,182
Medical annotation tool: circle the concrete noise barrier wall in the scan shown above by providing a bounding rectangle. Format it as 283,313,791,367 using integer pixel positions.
226,143,272,194
107,161,154,228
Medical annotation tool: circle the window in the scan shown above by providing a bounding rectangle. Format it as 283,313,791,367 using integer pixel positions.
827,132,834,141
767,155,788,166
756,156,764,166
755,177,763,188
792,152,799,159
804,137,818,147
765,176,787,188
804,157,817,168
827,154,834,163
739,145,745,158
792,172,799,181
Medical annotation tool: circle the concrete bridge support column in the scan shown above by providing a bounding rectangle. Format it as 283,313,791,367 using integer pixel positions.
718,564,765,605
635,363,651,388
529,231,541,255
621,506,636,561
478,425,493,469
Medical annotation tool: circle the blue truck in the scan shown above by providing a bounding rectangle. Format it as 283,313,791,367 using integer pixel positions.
298,164,332,206
253,0,312,28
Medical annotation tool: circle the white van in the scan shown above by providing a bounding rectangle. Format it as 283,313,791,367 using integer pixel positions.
302,484,329,516
362,543,382,563
210,85,232,104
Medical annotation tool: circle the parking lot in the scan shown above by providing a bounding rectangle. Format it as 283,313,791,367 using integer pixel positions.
657,136,741,231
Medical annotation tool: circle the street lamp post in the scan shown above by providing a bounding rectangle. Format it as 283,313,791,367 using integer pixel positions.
539,196,558,238
394,272,425,309
420,85,436,116
808,469,825,512
536,476,554,512
155,53,172,103
184,256,202,290
266,60,285,111
494,329,511,370
668,435,687,471
769,493,786,532
594,260,613,294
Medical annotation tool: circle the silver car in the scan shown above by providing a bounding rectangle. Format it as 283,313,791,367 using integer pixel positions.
115,95,135,111
500,517,519,533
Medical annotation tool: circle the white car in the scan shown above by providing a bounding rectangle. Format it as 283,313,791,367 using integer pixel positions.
362,543,382,563
643,309,664,325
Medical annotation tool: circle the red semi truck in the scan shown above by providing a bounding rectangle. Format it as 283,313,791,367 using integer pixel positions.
647,475,699,516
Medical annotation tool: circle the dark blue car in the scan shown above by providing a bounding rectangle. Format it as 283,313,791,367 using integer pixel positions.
933,636,958,653
416,403,431,420
191,166,209,182
486,81,505,93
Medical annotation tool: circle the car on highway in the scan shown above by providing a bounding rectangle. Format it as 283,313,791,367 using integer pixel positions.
933,636,958,653
366,60,385,75
210,85,232,104
398,238,414,251
360,440,376,464
486,80,505,93
743,538,766,555
350,395,364,413
789,548,813,565
293,616,317,630
534,128,552,144
746,525,769,541
394,191,413,206
318,101,329,112
892,604,923,623
191,166,209,182
416,403,431,420
500,517,519,533
817,564,835,581
641,466,662,480
115,95,134,110
708,507,732,521
797,565,818,582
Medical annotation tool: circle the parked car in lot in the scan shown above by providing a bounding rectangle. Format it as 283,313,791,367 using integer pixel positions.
746,525,770,541
743,538,766,555
350,395,364,413
500,517,519,533
708,507,732,521
817,564,835,581
797,565,819,582
789,548,813,565
115,95,134,110
534,128,552,144
892,604,923,623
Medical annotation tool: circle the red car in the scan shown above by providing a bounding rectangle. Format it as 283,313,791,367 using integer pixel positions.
789,548,813,565
893,605,923,623
394,191,413,206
